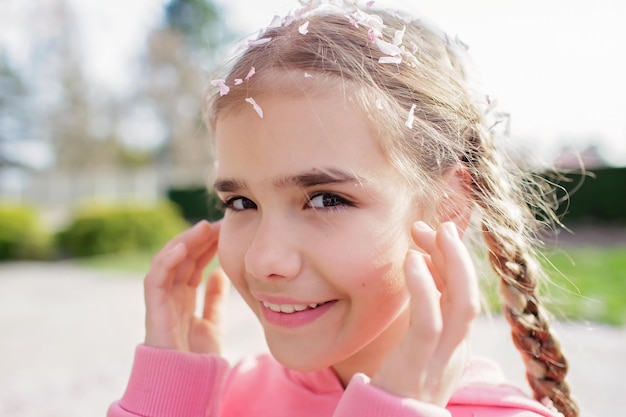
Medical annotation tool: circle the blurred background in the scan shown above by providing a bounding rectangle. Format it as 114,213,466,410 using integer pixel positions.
0,0,624,416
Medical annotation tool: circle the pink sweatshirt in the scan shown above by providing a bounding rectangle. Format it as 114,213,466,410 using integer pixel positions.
108,345,558,417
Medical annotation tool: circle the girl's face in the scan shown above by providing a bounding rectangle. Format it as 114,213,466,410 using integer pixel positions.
214,86,422,384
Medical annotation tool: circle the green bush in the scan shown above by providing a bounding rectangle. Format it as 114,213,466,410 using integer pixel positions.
0,204,51,260
167,187,224,223
57,202,189,258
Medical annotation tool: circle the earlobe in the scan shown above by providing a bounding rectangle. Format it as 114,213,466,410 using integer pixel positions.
440,167,473,237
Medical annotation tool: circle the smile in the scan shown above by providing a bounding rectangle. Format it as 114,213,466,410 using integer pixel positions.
262,301,330,314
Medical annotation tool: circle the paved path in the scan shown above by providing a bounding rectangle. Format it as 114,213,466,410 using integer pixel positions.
0,262,623,417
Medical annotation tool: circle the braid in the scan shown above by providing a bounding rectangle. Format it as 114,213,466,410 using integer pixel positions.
471,138,579,417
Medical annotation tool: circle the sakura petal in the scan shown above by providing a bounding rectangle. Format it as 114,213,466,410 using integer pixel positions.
378,55,402,64
393,26,406,46
268,15,282,28
304,72,313,78
375,99,383,110
344,15,359,28
245,97,264,118
366,1,375,6
234,79,243,85
245,66,256,80
248,37,272,47
298,21,310,35
210,79,230,96
405,104,416,128
375,38,401,56
411,42,418,54
367,29,378,42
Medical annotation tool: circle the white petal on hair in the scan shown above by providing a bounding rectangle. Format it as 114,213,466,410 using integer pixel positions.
375,38,401,56
366,1,375,7
375,99,383,110
405,104,416,128
245,97,264,118
233,79,243,85
245,66,256,80
344,14,359,28
268,15,282,28
378,56,402,64
248,37,272,47
393,26,406,46
210,79,230,96
298,21,310,35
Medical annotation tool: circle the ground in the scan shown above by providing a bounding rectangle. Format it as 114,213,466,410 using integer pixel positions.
0,259,623,417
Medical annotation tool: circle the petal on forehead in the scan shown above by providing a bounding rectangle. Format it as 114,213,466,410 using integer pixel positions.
245,97,264,119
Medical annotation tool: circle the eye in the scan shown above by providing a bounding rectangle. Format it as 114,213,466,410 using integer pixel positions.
307,193,351,210
221,196,257,211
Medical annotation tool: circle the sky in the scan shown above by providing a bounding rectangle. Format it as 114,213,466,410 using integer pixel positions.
1,0,625,166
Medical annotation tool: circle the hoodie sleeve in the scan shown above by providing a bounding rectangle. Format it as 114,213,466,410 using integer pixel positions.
334,373,451,417
107,345,230,417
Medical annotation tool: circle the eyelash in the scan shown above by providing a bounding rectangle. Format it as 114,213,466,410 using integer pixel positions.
218,192,353,212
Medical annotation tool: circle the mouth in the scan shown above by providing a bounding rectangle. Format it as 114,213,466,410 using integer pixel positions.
262,300,333,314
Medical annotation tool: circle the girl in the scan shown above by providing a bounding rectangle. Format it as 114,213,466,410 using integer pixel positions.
109,1,578,416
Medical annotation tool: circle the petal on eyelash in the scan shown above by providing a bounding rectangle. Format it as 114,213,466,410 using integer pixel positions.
245,66,256,80
245,97,264,118
298,21,310,35
248,37,272,47
375,38,401,56
210,79,230,96
405,104,416,129
393,26,406,46
378,55,402,64
234,79,243,85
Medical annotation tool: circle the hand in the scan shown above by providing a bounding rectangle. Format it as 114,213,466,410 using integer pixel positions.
371,221,480,406
143,220,229,354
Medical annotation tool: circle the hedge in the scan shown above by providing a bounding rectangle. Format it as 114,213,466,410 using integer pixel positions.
0,204,52,260
167,187,224,223
56,202,189,258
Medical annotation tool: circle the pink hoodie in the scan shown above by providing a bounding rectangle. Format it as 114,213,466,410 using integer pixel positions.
108,345,558,417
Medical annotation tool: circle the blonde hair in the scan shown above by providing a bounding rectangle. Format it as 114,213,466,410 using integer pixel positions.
204,3,577,416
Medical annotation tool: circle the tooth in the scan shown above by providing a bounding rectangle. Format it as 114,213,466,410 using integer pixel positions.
280,305,295,313
268,303,281,312
294,304,307,311
308,303,318,308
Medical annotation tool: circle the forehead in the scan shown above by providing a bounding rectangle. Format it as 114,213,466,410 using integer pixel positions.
213,86,397,187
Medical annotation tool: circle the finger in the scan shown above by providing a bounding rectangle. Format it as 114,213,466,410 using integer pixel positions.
410,221,436,254
202,268,230,324
403,251,442,369
152,220,216,264
431,222,479,362
145,242,188,290
188,239,220,287
170,222,220,286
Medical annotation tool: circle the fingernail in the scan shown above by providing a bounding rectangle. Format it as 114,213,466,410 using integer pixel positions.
413,220,431,231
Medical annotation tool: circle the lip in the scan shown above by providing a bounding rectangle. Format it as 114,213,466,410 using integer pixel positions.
256,297,337,328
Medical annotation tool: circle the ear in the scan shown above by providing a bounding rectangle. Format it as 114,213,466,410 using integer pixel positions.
439,166,473,237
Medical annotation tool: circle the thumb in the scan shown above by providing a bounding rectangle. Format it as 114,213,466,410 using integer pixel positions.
202,268,230,325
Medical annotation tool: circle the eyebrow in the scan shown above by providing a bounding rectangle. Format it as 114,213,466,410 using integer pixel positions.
213,168,366,192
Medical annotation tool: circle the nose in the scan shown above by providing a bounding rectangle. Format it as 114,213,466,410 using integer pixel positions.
244,215,302,281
